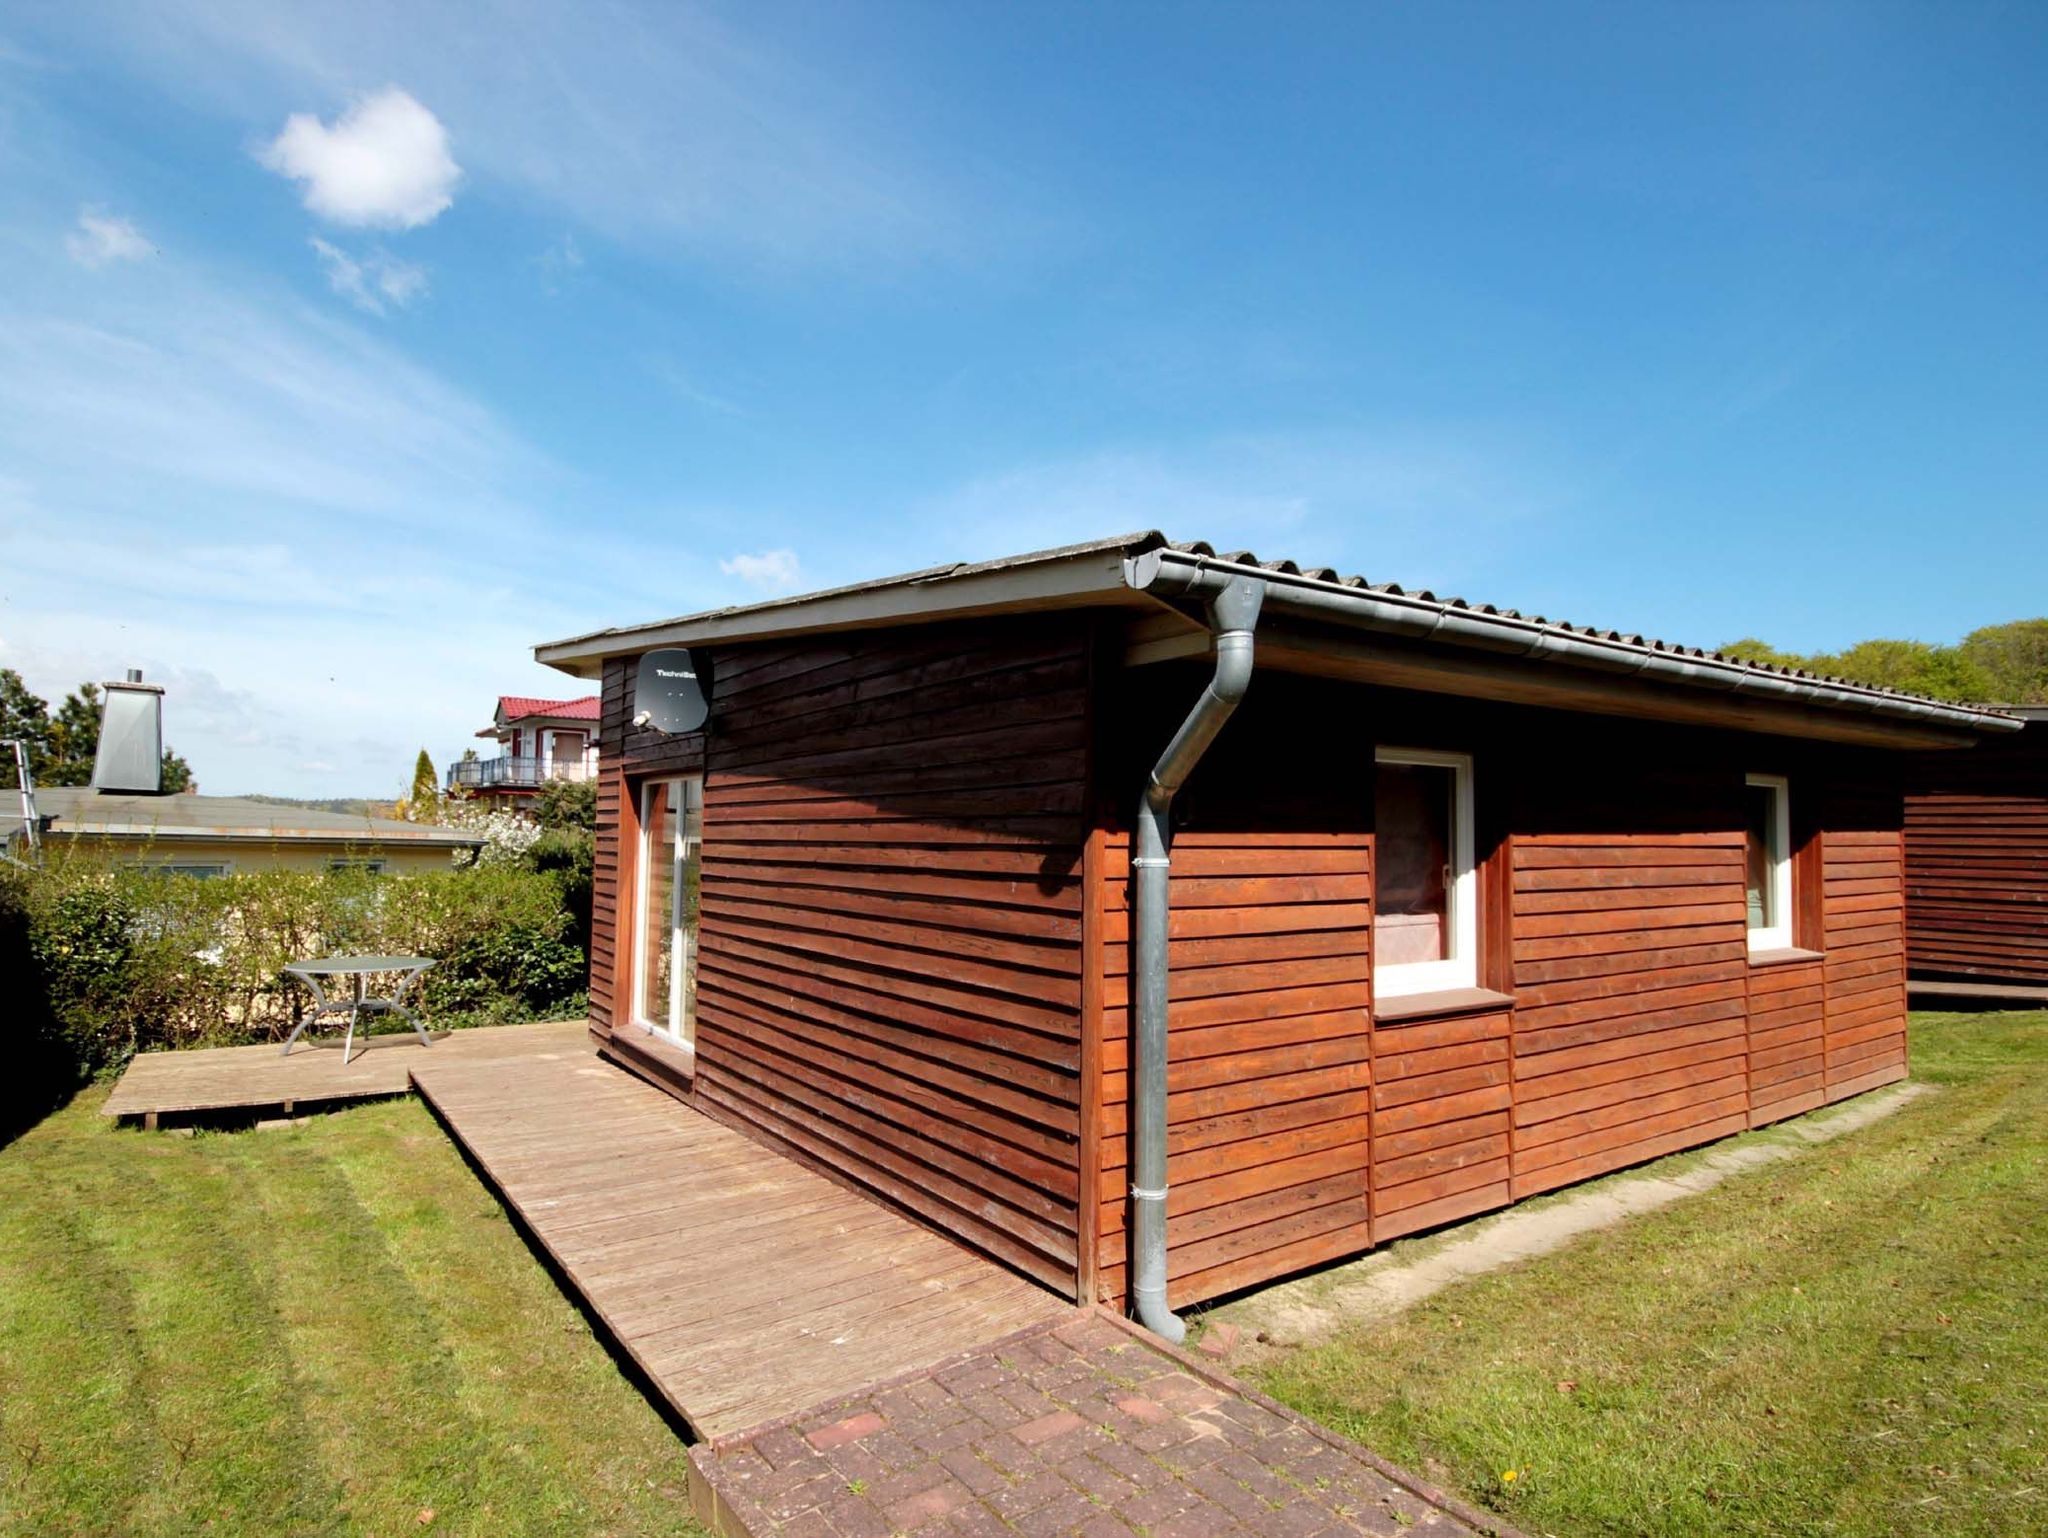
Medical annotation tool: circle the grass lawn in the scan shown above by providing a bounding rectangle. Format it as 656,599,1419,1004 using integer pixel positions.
1250,1009,2048,1538
0,1088,705,1538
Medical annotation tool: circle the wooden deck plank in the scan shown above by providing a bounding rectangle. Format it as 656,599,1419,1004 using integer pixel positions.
409,1048,1069,1442
101,1020,591,1119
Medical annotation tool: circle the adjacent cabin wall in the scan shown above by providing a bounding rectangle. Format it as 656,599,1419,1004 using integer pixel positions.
589,615,1095,1295
1904,721,2048,986
1092,674,1911,1311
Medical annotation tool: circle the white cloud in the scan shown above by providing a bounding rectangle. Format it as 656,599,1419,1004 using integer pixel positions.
719,548,802,592
49,1,1007,267
0,221,769,796
259,86,460,229
65,207,152,267
310,237,427,314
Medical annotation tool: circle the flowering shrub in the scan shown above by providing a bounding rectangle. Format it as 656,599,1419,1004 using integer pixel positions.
397,789,544,866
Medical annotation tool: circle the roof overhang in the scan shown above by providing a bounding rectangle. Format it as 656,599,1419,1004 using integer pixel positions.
533,532,2023,750
34,822,482,847
484,714,596,734
534,535,1154,679
1123,548,2022,749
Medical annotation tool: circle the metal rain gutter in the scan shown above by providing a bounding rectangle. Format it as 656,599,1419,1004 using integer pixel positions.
1123,548,2023,738
1128,568,1266,1342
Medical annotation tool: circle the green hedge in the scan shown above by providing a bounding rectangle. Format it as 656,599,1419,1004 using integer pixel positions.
0,856,587,1136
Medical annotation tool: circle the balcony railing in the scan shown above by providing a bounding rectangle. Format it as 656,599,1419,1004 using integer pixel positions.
446,754,594,791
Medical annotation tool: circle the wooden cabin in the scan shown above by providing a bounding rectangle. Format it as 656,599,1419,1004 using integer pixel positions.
534,534,2018,1316
1905,708,2048,988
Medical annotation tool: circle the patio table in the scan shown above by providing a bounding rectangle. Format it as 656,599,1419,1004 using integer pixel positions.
280,955,438,1064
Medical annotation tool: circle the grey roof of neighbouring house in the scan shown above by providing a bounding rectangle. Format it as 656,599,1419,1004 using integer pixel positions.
4,788,484,849
534,530,2021,741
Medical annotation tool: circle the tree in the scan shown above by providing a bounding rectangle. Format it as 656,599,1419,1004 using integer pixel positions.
40,684,101,786
1715,624,2048,706
1959,619,2048,705
534,776,597,833
1820,639,1997,703
0,671,51,789
410,748,440,807
1718,638,1806,669
531,778,597,950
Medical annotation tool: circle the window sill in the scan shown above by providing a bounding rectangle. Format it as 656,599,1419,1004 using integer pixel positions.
1373,986,1516,1025
1748,946,1824,968
615,1022,697,1080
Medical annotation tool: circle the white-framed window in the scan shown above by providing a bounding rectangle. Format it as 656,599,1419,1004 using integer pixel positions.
326,858,386,875
1744,772,1794,953
1373,747,1477,999
150,862,229,879
634,774,703,1050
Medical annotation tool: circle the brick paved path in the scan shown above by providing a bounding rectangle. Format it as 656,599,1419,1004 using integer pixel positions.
689,1310,1519,1538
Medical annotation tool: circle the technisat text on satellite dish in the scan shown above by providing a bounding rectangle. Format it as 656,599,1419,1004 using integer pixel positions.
632,648,713,733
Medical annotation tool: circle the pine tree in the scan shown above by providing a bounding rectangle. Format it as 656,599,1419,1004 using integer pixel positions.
411,748,440,807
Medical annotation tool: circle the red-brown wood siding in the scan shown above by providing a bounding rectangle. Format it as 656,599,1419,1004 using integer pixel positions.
1509,831,1752,1197
588,654,705,1039
1822,802,1910,1097
587,634,1923,1315
1747,956,1826,1125
1904,722,2048,985
1373,1005,1512,1239
1087,677,1915,1310
1094,831,1374,1309
591,617,1094,1296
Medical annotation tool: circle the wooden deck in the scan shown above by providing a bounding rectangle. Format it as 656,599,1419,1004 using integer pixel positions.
409,1048,1069,1443
1908,976,2048,1009
102,1019,590,1121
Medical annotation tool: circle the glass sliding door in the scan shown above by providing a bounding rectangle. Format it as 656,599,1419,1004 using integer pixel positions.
634,774,703,1049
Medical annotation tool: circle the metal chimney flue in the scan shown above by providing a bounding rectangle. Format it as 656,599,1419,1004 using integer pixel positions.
91,669,166,794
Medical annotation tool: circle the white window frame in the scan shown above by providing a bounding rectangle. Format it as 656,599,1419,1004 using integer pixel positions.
1373,747,1478,999
633,774,702,1051
1745,772,1795,954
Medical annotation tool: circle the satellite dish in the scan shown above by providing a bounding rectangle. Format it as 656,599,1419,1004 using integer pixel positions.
634,648,712,734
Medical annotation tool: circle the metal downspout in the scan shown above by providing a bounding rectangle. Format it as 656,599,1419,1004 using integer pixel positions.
1131,573,1265,1342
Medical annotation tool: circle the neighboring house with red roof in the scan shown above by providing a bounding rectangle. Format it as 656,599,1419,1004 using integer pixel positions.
446,694,601,808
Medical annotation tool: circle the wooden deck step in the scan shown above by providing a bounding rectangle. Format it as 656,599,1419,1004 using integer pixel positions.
408,1047,1070,1443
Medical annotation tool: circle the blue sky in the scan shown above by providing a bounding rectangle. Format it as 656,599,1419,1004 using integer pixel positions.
2,2,2044,796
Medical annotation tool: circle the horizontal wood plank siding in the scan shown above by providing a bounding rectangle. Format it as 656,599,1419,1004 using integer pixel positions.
586,656,631,1040
1372,1006,1512,1239
1904,723,2048,985
1085,684,1915,1312
1094,831,1373,1310
584,633,1924,1316
669,618,1093,1295
1509,832,1751,1197
1823,820,1910,1099
1747,957,1826,1125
